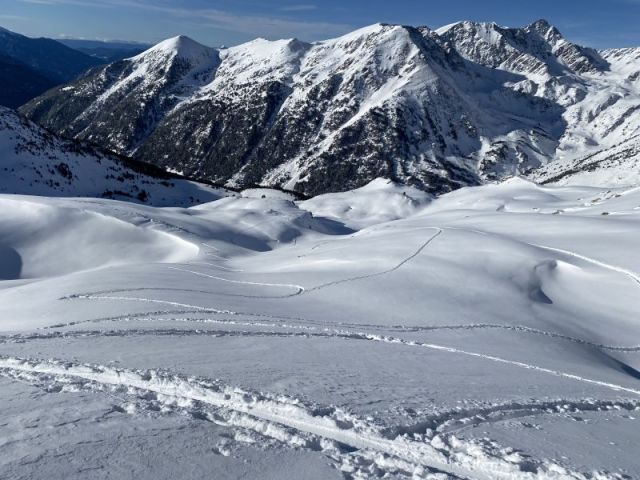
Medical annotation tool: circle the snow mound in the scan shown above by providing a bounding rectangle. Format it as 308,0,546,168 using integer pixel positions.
300,178,432,229
191,193,351,251
0,197,198,279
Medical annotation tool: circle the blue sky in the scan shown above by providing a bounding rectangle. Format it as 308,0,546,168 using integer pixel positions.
2,0,640,48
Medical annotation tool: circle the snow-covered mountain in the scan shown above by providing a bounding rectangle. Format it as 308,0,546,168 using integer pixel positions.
530,135,640,187
0,106,226,206
20,20,640,196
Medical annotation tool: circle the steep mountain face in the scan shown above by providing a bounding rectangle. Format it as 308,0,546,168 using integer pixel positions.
0,27,102,83
0,54,56,109
22,36,220,154
136,27,497,195
20,21,640,195
436,20,607,77
0,107,224,206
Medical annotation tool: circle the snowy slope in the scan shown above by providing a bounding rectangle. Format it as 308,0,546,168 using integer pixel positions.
0,179,639,479
0,106,227,206
21,20,640,195
531,135,640,187
300,178,432,229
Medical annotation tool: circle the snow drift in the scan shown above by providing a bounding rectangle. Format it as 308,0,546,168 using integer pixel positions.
0,197,198,279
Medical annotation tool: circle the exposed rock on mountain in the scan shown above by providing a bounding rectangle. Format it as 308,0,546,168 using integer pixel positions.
20,20,640,195
0,106,225,206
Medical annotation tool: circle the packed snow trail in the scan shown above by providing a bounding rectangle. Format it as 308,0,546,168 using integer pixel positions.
305,228,442,293
166,267,305,296
0,355,612,480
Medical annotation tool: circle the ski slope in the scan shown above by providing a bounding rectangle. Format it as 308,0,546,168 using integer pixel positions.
0,179,639,479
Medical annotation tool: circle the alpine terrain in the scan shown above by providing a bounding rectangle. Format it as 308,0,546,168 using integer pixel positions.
20,20,640,195
0,106,225,206
0,13,639,480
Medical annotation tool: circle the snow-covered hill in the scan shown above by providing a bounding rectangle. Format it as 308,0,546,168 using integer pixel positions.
20,20,640,196
0,106,227,206
1,179,639,478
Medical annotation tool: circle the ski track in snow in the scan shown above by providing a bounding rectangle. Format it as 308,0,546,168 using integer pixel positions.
530,243,640,287
305,228,442,293
0,355,633,480
166,267,305,296
445,226,640,288
162,227,442,298
57,291,640,352
29,296,640,397
66,286,299,300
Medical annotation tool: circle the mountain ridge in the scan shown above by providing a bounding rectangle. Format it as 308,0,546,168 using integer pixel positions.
19,20,640,195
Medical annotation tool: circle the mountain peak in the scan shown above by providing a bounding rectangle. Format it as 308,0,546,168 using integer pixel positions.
136,35,214,61
529,19,552,31
526,19,563,40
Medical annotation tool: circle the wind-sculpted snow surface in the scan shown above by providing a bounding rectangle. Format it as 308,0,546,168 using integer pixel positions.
0,197,199,279
1,179,639,479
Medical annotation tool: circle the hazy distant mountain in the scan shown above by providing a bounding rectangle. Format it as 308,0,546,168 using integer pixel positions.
0,26,102,107
0,54,56,108
0,26,101,83
20,21,640,195
59,39,150,63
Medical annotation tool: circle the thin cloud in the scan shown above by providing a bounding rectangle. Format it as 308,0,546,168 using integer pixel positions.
0,14,31,21
195,8,351,40
19,0,129,7
20,0,352,41
281,4,319,12
94,1,353,41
